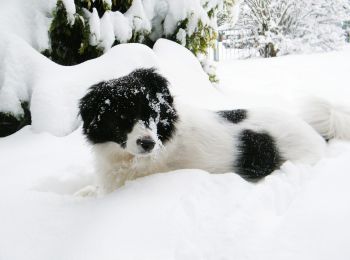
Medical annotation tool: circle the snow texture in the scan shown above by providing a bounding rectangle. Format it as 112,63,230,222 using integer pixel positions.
99,11,115,51
1,0,350,259
110,11,132,43
125,0,152,35
0,0,56,52
0,0,228,57
1,44,350,259
89,8,102,46
61,0,76,25
233,0,350,56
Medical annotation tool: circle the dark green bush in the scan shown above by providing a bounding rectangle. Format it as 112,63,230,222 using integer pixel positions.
46,0,219,66
0,102,31,137
47,0,104,65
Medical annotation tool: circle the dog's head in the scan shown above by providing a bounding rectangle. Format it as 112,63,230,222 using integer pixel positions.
79,68,178,156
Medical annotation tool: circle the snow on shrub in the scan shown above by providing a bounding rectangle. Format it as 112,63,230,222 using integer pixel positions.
46,0,104,65
0,34,54,137
45,0,237,75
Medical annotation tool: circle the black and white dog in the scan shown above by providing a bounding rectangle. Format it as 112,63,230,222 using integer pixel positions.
78,68,350,195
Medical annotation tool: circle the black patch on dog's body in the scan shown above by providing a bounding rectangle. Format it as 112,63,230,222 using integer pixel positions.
79,68,178,146
218,109,247,124
234,129,282,181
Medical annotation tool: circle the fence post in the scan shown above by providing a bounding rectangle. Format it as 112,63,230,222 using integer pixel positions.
214,41,219,61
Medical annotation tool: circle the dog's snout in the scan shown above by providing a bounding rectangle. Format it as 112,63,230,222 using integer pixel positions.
136,138,156,152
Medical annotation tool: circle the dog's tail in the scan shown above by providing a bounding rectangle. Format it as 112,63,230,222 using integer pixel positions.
301,97,350,141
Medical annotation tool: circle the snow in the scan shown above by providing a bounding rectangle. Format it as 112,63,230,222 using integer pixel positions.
0,0,56,52
99,11,115,51
1,0,350,257
217,47,350,110
154,39,233,110
89,8,102,46
1,35,350,259
0,0,226,58
61,0,76,25
0,33,56,116
110,11,132,43
176,28,187,46
161,0,212,36
233,0,349,57
125,0,152,35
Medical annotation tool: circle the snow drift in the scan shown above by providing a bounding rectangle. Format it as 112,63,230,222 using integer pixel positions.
1,2,350,257
1,42,350,260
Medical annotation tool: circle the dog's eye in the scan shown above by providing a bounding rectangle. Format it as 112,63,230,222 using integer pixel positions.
120,115,125,119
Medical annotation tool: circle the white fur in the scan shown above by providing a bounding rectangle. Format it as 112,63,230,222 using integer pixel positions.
78,99,349,195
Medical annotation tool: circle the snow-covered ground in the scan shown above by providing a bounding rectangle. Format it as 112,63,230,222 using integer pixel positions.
1,43,350,260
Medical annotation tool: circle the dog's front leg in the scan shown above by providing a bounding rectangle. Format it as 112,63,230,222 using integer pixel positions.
99,167,132,193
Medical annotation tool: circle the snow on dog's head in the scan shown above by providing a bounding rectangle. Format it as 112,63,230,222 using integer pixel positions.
79,68,178,156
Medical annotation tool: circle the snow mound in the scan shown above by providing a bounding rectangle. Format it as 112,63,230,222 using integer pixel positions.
1,36,233,136
154,39,234,110
0,33,56,116
1,11,350,259
0,0,56,52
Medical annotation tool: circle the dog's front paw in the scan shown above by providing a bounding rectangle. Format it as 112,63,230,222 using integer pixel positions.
74,185,100,197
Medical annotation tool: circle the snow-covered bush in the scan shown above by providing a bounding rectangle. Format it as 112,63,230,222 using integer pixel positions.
234,0,350,58
0,102,31,137
46,0,104,65
199,58,219,83
45,0,233,72
165,0,223,56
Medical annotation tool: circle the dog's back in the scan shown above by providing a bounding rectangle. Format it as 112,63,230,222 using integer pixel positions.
166,98,350,181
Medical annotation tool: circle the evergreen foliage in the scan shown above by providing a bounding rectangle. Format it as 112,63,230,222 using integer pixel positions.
169,17,217,56
45,0,228,78
0,102,31,137
79,0,133,17
217,0,239,27
48,0,104,65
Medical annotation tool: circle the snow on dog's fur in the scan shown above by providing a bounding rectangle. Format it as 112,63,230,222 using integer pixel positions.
77,68,350,195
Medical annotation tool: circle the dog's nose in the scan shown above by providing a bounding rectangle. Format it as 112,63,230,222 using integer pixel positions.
136,138,155,152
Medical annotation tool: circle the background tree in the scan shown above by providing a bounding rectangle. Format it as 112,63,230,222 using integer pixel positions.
217,0,241,27
232,0,350,58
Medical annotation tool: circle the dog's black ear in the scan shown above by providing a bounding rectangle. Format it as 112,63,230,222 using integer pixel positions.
79,82,115,143
79,84,99,126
